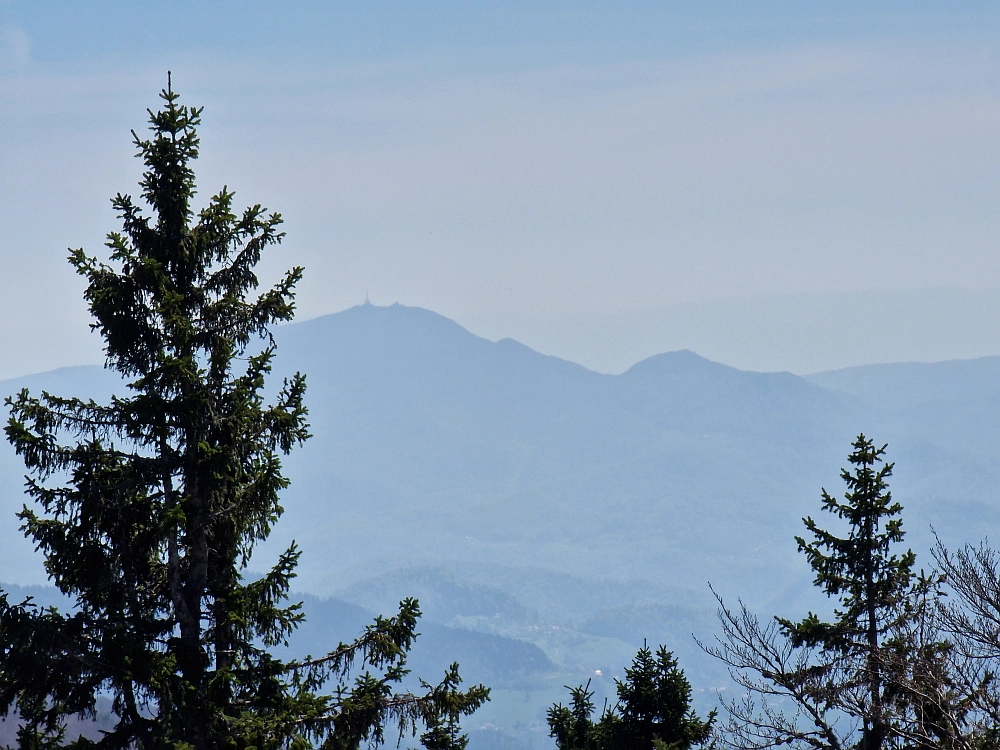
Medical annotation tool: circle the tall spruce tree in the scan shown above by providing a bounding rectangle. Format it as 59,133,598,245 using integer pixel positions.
776,434,916,750
0,77,487,750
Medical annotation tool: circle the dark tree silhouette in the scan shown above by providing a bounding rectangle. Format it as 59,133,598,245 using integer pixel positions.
704,435,975,750
0,77,487,750
548,643,714,750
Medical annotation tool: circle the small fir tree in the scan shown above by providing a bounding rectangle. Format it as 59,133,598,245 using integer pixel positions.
547,644,714,750
0,77,487,750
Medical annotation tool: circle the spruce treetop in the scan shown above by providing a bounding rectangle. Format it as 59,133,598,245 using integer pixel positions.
782,434,916,653
547,644,714,750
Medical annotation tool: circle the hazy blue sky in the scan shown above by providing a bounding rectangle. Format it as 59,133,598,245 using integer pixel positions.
2,2,1000,376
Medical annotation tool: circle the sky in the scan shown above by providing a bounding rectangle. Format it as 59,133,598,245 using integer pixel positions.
2,2,1000,376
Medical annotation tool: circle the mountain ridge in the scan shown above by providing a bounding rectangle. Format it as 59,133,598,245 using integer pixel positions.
0,303,996,605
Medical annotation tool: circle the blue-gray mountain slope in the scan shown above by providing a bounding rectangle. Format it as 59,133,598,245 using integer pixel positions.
263,303,865,606
0,303,996,608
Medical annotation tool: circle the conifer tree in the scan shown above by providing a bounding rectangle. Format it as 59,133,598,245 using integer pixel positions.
776,435,916,750
703,435,968,750
547,644,714,750
0,77,487,750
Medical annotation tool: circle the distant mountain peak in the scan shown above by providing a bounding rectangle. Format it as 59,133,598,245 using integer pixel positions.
287,302,481,341
623,348,733,376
